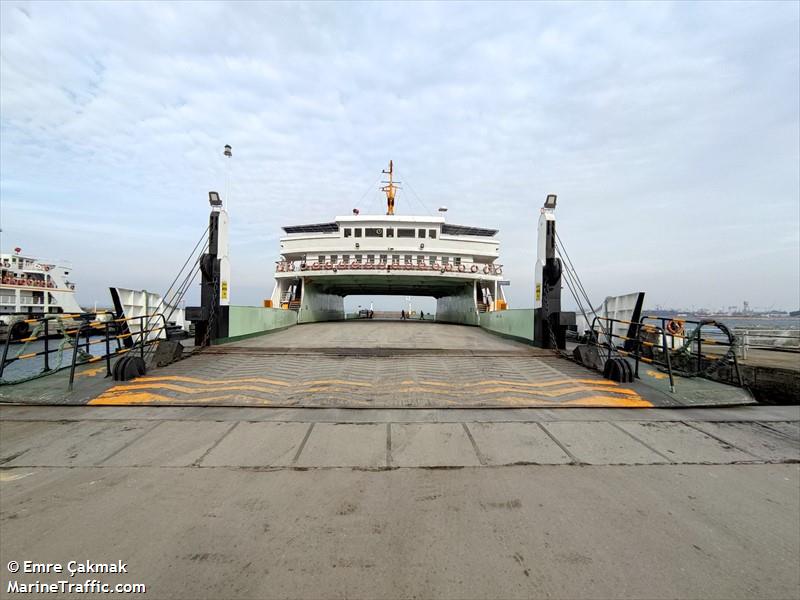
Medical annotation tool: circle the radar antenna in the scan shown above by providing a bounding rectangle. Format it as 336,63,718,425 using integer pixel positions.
381,160,401,216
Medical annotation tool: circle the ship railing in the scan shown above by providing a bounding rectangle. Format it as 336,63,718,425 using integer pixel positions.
0,312,168,391
639,315,742,387
732,328,800,359
276,259,504,276
589,316,676,392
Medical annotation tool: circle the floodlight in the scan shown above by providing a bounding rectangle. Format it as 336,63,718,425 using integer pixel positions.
208,191,222,207
544,194,557,209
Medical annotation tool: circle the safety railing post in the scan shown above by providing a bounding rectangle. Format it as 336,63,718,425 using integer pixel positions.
661,327,675,393
633,322,641,378
696,324,703,373
43,318,50,372
68,324,82,392
0,320,14,379
104,323,112,377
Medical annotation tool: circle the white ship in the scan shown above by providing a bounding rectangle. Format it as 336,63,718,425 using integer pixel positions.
0,248,83,338
270,162,508,324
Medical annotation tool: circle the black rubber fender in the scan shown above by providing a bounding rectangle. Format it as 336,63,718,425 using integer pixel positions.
603,357,634,383
543,257,562,286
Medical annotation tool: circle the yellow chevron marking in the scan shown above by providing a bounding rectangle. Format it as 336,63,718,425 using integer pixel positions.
105,383,291,395
132,375,291,387
302,379,372,387
76,366,106,378
645,370,669,380
458,379,619,388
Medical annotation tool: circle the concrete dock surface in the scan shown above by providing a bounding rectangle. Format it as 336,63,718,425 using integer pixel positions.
1,404,798,599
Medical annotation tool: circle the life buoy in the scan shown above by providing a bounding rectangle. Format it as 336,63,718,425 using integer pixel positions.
445,264,453,272
470,265,478,273
495,267,502,275
364,263,373,270
378,262,386,269
432,263,440,270
483,266,491,274
311,262,321,271
2,276,9,284
666,319,685,336
288,264,295,271
277,264,285,272
300,263,308,271
457,264,466,273
324,262,332,270
26,278,34,286
351,261,360,269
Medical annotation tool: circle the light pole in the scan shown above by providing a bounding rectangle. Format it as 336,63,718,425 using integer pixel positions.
224,144,232,210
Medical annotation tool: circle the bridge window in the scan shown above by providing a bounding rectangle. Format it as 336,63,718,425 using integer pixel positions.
367,254,375,264
404,255,412,264
355,254,363,263
344,228,351,238
428,256,436,266
397,228,415,238
442,256,449,265
386,228,394,238
418,229,426,238
379,254,387,264
454,257,462,266
392,254,400,265
417,256,424,265
354,228,362,238
365,228,383,238
330,255,337,264
342,254,350,263
429,229,437,239
318,255,325,264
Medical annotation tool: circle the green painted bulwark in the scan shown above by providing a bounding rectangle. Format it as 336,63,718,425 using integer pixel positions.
223,306,298,341
480,309,535,343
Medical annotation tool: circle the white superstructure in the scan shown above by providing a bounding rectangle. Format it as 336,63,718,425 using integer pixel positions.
0,249,83,316
269,163,508,323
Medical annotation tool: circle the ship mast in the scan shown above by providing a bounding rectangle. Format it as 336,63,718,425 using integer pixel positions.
381,160,400,216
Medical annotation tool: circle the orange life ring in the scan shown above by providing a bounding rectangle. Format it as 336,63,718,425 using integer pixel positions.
470,265,478,273
300,263,308,271
312,263,321,271
324,262,332,270
483,266,491,274
432,263,440,270
277,264,285,272
495,267,502,275
378,262,386,269
2,276,10,284
457,264,466,273
666,319,685,336
351,261,360,269
445,264,453,272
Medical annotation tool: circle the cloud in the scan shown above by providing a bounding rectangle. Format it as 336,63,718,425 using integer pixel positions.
1,0,798,312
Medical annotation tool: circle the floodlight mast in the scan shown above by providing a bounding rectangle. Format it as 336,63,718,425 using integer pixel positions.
381,160,401,215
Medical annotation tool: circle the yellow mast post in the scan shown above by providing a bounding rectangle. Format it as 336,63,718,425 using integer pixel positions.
381,160,400,215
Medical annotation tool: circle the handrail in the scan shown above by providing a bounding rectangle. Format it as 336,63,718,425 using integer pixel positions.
0,311,168,390
275,259,504,276
589,315,675,392
67,313,167,390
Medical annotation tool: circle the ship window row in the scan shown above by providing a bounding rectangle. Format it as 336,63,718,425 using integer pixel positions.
343,227,436,239
315,254,464,266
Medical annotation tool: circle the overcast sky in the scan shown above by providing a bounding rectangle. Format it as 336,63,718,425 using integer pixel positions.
1,1,798,312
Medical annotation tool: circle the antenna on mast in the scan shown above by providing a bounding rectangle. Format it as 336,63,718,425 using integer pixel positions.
381,160,401,215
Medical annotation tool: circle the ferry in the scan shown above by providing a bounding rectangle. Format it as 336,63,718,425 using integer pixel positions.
270,161,508,324
0,248,83,339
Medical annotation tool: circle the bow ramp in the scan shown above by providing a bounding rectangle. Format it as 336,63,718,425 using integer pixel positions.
6,320,740,408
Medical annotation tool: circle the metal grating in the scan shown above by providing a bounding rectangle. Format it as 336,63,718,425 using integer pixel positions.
282,222,340,234
441,224,498,237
